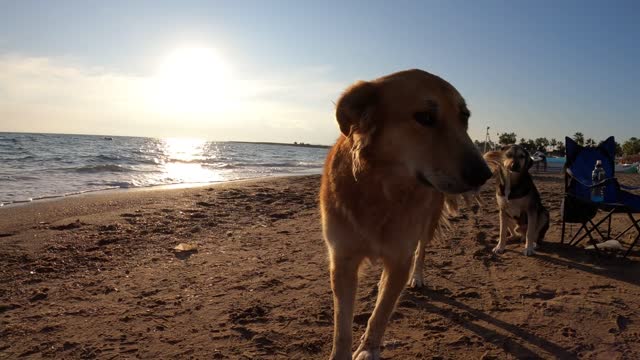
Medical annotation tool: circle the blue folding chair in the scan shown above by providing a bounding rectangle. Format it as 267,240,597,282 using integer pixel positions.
561,136,640,257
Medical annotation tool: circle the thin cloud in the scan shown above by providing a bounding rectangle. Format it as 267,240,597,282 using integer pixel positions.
0,54,344,144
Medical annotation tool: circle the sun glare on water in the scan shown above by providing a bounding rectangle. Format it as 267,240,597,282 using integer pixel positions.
160,137,224,183
150,47,236,114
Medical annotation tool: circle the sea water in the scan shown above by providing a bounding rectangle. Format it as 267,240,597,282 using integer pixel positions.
0,133,328,206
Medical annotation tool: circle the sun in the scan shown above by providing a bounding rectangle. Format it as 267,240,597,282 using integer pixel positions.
151,46,234,114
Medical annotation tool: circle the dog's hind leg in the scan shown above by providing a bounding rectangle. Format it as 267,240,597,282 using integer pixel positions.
409,237,427,288
329,252,363,360
354,255,413,360
534,209,550,248
409,201,442,288
409,217,439,288
523,212,538,256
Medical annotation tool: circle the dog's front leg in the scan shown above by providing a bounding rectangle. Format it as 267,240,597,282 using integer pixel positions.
329,253,362,360
523,212,538,256
354,255,413,360
493,210,508,254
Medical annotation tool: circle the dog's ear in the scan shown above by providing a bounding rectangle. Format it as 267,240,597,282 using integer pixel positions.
335,81,379,137
523,149,534,170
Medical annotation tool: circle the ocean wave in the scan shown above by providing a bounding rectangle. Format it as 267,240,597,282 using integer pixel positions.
202,162,236,169
0,135,329,205
86,180,139,188
199,161,323,169
0,175,40,182
1,155,35,161
94,154,121,161
71,164,136,173
166,158,208,164
235,161,323,168
82,154,162,165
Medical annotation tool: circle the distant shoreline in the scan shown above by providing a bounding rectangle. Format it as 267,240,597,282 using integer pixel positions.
0,131,332,148
227,140,331,149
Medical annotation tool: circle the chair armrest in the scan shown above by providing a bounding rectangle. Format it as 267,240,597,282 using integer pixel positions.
566,168,616,189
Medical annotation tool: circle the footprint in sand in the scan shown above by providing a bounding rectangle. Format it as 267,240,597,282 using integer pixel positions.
120,213,143,218
196,201,215,207
561,326,577,337
229,304,269,324
49,220,84,230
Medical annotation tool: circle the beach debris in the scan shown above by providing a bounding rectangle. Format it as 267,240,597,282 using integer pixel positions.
174,243,198,252
585,239,623,251
173,243,198,260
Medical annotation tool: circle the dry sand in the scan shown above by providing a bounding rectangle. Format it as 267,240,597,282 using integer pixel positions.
1,173,640,359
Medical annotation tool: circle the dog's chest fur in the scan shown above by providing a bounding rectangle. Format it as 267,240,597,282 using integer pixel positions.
496,170,532,222
497,194,527,220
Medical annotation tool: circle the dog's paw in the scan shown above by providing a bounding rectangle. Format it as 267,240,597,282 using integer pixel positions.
507,234,522,242
409,273,424,288
353,347,380,360
523,247,535,256
329,353,351,360
492,246,505,255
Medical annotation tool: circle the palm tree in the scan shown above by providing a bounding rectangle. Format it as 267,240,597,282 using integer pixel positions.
573,132,585,146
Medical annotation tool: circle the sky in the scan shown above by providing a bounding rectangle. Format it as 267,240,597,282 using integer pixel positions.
0,0,638,145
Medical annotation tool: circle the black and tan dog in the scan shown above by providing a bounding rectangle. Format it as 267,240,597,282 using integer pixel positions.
483,145,549,256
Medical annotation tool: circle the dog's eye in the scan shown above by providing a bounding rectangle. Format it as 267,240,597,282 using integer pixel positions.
413,112,436,127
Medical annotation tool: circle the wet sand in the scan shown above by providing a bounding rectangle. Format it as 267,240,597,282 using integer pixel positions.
1,173,639,359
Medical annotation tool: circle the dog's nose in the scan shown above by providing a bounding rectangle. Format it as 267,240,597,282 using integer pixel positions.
462,157,493,188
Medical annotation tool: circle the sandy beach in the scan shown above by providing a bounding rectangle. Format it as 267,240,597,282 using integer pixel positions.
1,173,640,359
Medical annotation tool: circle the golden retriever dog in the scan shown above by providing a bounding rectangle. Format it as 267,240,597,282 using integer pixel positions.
483,145,550,256
320,69,492,360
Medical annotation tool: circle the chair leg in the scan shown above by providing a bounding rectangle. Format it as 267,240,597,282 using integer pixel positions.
569,223,587,246
622,213,640,258
587,219,608,241
561,219,566,244
624,234,640,258
607,215,612,239
586,229,601,255
613,222,637,241
570,210,615,247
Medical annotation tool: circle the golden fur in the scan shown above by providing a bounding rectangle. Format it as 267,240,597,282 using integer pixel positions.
320,69,492,360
